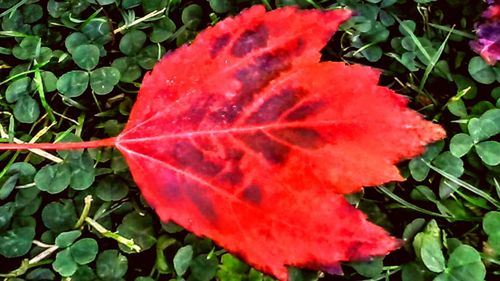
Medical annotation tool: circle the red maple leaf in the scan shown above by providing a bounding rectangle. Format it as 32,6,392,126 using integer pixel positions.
0,5,446,280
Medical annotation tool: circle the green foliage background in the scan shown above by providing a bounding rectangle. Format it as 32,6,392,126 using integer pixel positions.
0,0,499,280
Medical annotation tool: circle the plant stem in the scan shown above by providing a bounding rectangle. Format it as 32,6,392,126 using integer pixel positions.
85,217,141,252
75,195,93,229
0,137,117,150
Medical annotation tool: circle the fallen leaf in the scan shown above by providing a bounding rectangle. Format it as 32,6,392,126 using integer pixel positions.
0,5,446,280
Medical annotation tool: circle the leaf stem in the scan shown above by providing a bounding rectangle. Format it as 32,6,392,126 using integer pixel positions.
75,195,93,229
0,137,117,150
85,217,141,252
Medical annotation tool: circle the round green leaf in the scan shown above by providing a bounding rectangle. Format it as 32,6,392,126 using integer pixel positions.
70,238,99,264
41,71,58,92
117,212,156,253
219,254,249,273
471,101,495,116
90,66,120,95
468,56,496,84
14,187,40,210
478,109,500,138
399,52,418,71
68,153,95,190
0,227,35,258
82,18,113,45
55,230,82,248
190,254,218,281
361,45,383,62
402,262,424,281
176,29,197,46
35,163,71,194
65,32,90,54
209,0,231,13
401,36,416,51
12,36,41,60
150,17,176,43
398,20,416,36
47,0,69,18
56,133,84,159
14,96,40,124
447,99,467,118
483,212,500,252
41,200,77,232
217,254,250,281
71,265,97,281
174,245,193,276
96,250,128,279
350,257,383,278
287,267,318,281
142,0,168,13
73,44,100,70
413,220,441,259
420,236,445,273
409,157,430,181
410,185,436,202
95,175,129,201
435,245,485,281
402,218,426,246
449,133,474,158
432,152,464,177
53,248,78,277
182,4,203,29
492,87,500,99
57,70,89,97
0,175,17,200
6,77,31,102
8,162,36,184
35,46,53,64
119,30,147,56
22,4,43,24
26,268,56,280
468,118,488,143
483,211,500,236
15,192,42,216
137,45,165,69
475,141,500,166
112,57,142,82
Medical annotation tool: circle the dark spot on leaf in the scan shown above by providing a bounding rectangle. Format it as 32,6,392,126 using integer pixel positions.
211,33,231,58
211,49,290,123
185,183,218,223
239,131,290,165
237,50,290,96
231,24,268,57
294,38,306,55
246,88,306,124
210,104,243,124
285,101,325,121
179,96,211,126
346,241,364,260
241,184,263,205
160,171,182,201
271,128,325,149
226,149,244,161
172,141,222,176
221,168,243,185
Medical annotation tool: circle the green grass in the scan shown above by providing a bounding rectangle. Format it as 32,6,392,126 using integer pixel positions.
0,0,499,281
